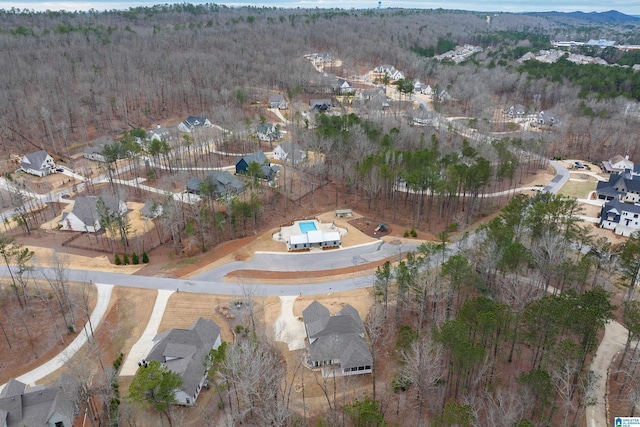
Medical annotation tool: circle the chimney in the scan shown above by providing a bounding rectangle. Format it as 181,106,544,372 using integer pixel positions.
626,153,630,160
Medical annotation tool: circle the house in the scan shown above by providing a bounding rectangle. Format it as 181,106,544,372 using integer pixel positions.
310,98,332,112
269,94,287,109
256,123,280,142
503,104,526,118
302,301,372,377
434,89,452,102
235,151,269,174
334,79,355,95
59,196,127,232
334,209,353,218
20,150,55,177
595,170,640,203
601,154,635,174
83,141,110,162
305,52,335,64
599,198,640,236
188,171,245,198
0,376,78,427
287,230,341,251
273,141,306,164
144,318,222,406
140,200,164,220
147,125,172,142
235,151,278,181
536,111,560,127
413,81,433,95
178,116,211,133
373,65,404,80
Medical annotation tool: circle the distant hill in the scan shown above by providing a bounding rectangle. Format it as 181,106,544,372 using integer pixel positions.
526,10,640,23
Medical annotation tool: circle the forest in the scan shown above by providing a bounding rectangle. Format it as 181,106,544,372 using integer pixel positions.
1,4,640,427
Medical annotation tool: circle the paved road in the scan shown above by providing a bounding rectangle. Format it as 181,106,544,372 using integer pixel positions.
542,160,569,193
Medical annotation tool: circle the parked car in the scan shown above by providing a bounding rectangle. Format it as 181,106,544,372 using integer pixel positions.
55,167,64,172
574,161,585,169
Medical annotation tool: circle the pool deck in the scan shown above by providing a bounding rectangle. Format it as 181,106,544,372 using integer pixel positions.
274,219,347,247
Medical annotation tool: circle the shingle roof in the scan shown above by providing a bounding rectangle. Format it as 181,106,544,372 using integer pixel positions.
303,301,372,371
147,318,221,401
235,151,268,167
0,375,77,427
21,150,50,170
71,196,122,226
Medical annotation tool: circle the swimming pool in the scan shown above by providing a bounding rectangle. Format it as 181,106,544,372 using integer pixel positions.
298,221,317,233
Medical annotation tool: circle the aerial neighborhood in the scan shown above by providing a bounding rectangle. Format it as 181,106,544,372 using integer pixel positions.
2,5,640,427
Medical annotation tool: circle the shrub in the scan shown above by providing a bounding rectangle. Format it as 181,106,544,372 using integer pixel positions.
122,253,129,265
142,251,149,263
404,230,409,238
410,228,418,237
131,252,139,265
114,254,122,265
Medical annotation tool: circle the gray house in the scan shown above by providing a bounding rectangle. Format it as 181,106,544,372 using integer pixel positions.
83,142,109,162
59,196,127,232
302,301,372,377
187,171,245,198
273,141,306,164
310,98,332,112
20,150,55,177
145,318,222,406
0,376,78,427
269,94,287,109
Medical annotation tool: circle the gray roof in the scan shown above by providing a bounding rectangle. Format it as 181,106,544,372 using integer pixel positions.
303,300,330,337
303,301,372,370
21,150,51,171
184,116,208,127
604,198,640,216
140,200,163,219
147,318,221,400
70,196,122,226
236,150,269,167
269,94,285,103
0,376,77,427
277,142,305,161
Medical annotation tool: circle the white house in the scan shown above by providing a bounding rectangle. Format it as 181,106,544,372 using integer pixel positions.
59,196,127,232
334,79,355,95
83,142,110,162
373,64,405,80
601,154,635,174
20,150,55,177
599,198,640,236
256,123,280,142
146,125,172,142
144,318,222,406
178,116,212,133
273,141,306,164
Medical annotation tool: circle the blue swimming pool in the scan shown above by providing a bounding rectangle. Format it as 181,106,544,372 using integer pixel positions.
299,221,317,233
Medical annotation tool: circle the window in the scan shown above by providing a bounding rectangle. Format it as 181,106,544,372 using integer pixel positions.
55,422,64,427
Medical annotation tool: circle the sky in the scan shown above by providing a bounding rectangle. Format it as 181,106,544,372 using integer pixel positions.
1,0,639,15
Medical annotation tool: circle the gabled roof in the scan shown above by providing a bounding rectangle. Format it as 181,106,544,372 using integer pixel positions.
235,151,268,167
302,301,330,337
269,94,285,103
140,200,163,219
0,375,77,427
276,141,305,160
147,318,221,400
70,196,123,226
256,123,276,134
183,116,208,127
303,301,372,370
187,178,204,193
603,198,640,216
21,150,51,168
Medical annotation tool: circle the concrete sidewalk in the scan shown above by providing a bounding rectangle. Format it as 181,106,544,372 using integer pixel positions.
120,289,175,376
0,283,114,390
